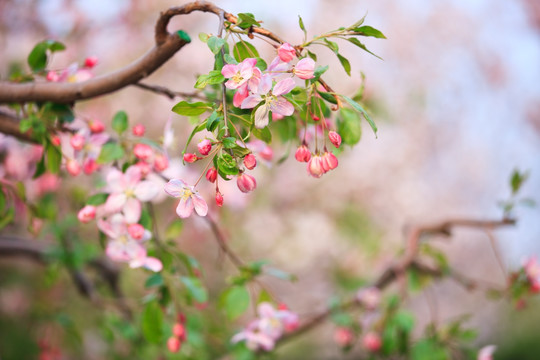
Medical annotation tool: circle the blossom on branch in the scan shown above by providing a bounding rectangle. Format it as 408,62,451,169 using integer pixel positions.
164,179,208,218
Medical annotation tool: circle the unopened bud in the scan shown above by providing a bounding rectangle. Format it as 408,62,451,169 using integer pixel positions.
173,323,186,340
206,167,218,183
328,131,342,148
153,154,169,172
133,143,153,161
183,153,198,163
243,154,257,170
215,191,224,207
132,124,145,137
127,224,145,240
83,158,99,174
307,155,325,178
66,159,81,176
167,336,181,353
362,332,382,352
295,145,311,163
89,120,105,134
322,152,338,171
197,139,212,156
46,71,59,82
84,56,99,68
334,328,354,347
237,173,257,193
77,205,96,223
70,134,85,151
135,161,151,177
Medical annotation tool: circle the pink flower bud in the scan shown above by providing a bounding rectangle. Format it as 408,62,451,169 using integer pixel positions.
127,224,145,240
322,152,338,171
243,154,257,170
197,139,212,156
77,205,96,223
66,159,81,176
84,56,98,68
173,323,186,340
334,328,354,347
50,135,61,146
259,146,273,161
132,124,146,137
135,161,151,177
278,43,296,63
295,145,311,163
153,154,169,172
328,131,342,148
311,114,320,121
133,143,153,161
362,332,382,352
89,120,105,134
206,168,218,183
307,155,325,178
356,287,381,310
46,71,59,82
70,134,85,151
294,58,315,79
215,191,224,207
183,153,198,163
478,345,497,360
237,173,257,193
83,158,99,174
167,336,181,353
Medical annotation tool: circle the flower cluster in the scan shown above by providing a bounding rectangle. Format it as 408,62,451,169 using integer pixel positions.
167,314,187,353
46,56,97,83
231,302,299,351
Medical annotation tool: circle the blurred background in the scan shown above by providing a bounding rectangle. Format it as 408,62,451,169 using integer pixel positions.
1,0,540,359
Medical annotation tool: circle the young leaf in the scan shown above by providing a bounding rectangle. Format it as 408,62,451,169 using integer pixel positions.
141,301,163,344
298,15,307,39
176,30,191,43
181,276,208,303
206,111,221,131
252,126,272,143
86,193,108,206
337,108,362,145
194,71,225,89
341,95,377,136
233,41,260,62
217,153,239,176
510,169,529,195
111,111,128,135
237,13,260,29
323,38,339,53
97,142,125,164
317,91,338,104
181,121,207,156
307,50,317,62
172,101,212,116
46,143,62,174
346,38,383,60
207,36,227,54
353,25,387,39
337,53,351,76
221,286,250,320
27,40,66,72
311,65,329,83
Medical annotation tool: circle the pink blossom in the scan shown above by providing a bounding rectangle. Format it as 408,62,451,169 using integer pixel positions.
197,139,212,156
133,143,153,161
77,205,96,223
133,124,146,137
183,153,198,163
477,345,497,360
241,76,295,128
247,140,274,163
46,71,59,82
267,56,290,76
295,145,311,162
206,168,217,183
222,58,257,90
231,324,275,351
321,152,338,171
127,223,145,240
524,257,540,282
356,287,381,310
153,154,169,172
136,161,152,176
278,43,296,63
243,154,257,170
334,327,354,347
237,173,257,193
84,56,98,68
103,166,160,223
70,134,85,151
328,131,342,148
89,120,105,134
83,158,99,174
294,58,315,79
307,155,325,178
167,337,181,353
66,159,81,176
362,332,382,352
164,179,208,218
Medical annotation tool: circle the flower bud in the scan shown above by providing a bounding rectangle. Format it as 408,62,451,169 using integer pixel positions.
83,158,99,174
153,154,169,172
77,205,96,223
243,154,257,170
237,173,257,193
50,135,61,146
206,167,218,183
66,159,81,176
307,155,325,178
183,153,198,163
133,143,153,161
322,152,338,171
89,120,105,134
334,328,354,347
132,124,145,137
362,332,382,352
197,139,212,156
278,43,296,63
356,287,381,310
328,131,342,148
215,191,224,207
167,336,181,353
135,161,151,177
295,145,311,163
128,224,145,240
173,323,186,340
84,56,98,68
70,134,85,151
259,146,273,161
294,58,315,80
46,71,59,82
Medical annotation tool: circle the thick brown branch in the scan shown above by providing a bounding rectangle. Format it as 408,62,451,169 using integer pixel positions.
0,110,35,142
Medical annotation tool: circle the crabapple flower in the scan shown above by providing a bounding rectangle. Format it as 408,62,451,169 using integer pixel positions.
278,43,296,63
243,154,257,170
222,58,257,89
77,205,96,223
356,287,381,310
334,328,354,347
164,179,208,218
294,58,315,79
321,151,338,171
197,139,212,156
363,332,382,352
295,145,311,162
478,345,497,360
84,56,98,68
328,131,342,148
70,134,85,151
237,173,257,193
132,124,145,137
133,143,153,160
103,166,160,223
89,120,105,134
231,323,275,351
167,337,181,353
307,155,325,178
241,76,295,128
183,153,198,163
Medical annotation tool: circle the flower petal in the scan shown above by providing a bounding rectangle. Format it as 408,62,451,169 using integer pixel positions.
124,166,142,187
176,197,194,218
143,257,163,272
192,194,208,216
221,64,238,78
164,179,187,197
134,180,159,201
270,97,294,116
258,74,272,95
241,95,262,109
103,192,127,214
272,78,295,96
254,105,270,129
123,197,142,224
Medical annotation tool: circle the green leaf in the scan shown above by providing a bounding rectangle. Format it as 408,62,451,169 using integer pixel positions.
46,143,61,174
353,25,387,39
255,58,267,71
0,207,14,230
165,219,184,240
207,36,226,54
298,15,307,34
86,193,108,206
47,103,74,123
206,111,221,131
141,301,163,344
317,91,338,104
233,41,260,62
181,121,207,156
323,38,339,53
221,286,250,320
145,273,164,288
341,95,377,137
172,101,212,116
410,339,449,360
510,169,529,195
111,111,128,135
222,137,237,149
252,126,272,143
181,276,208,303
97,142,125,164
346,38,382,60
337,108,362,145
337,53,351,76
194,70,225,89
307,50,317,61
216,153,239,176
237,13,260,29
311,65,329,83
27,40,65,72
198,32,209,43
176,30,191,43
224,54,238,64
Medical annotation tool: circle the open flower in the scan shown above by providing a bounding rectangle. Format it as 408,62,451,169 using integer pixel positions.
222,58,257,89
164,179,208,218
241,76,295,128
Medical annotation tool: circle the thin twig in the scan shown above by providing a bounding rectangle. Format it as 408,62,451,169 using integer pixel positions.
134,82,206,100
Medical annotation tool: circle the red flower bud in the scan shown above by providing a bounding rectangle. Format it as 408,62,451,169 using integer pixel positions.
237,173,257,193
50,135,61,146
84,56,98,68
362,332,382,352
334,327,354,347
295,145,311,163
206,167,218,183
197,139,212,156
70,134,85,151
135,161,151,177
243,154,257,170
66,159,81,176
46,71,59,82
83,158,99,174
167,337,181,353
153,154,169,172
215,191,224,207
322,152,338,171
77,205,96,223
132,124,145,137
172,323,186,340
183,153,198,163
133,143,153,161
328,131,342,148
127,224,145,240
89,120,105,134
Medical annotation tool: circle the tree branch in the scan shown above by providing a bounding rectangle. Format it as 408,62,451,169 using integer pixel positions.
0,110,35,142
